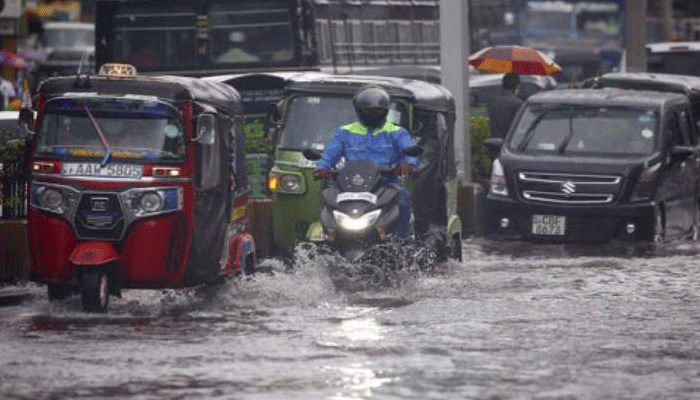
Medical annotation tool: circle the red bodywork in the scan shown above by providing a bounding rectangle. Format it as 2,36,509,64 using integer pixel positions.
27,99,254,289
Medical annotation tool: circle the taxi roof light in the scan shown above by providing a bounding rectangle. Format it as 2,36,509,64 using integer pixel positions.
98,63,138,78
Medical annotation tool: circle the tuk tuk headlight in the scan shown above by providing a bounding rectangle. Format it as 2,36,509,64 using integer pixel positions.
139,192,163,213
280,174,302,192
40,188,64,210
268,171,305,194
31,184,78,215
333,209,382,231
122,187,182,218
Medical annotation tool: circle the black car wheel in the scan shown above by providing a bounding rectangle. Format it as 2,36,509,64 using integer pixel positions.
81,270,109,313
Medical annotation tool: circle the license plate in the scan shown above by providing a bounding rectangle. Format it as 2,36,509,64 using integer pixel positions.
62,163,142,178
336,192,377,204
532,214,565,235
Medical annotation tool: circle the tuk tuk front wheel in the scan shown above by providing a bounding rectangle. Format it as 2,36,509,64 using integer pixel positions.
81,270,109,313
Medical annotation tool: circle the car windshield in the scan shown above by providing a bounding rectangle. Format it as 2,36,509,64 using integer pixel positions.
44,26,94,49
36,96,186,162
508,104,658,156
278,95,408,151
648,51,700,77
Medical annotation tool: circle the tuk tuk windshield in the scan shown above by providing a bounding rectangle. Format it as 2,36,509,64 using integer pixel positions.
36,96,186,162
508,104,659,156
279,95,408,151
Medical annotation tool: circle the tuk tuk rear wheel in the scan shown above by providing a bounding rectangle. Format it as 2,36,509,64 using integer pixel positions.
47,283,71,301
81,271,109,313
451,233,463,262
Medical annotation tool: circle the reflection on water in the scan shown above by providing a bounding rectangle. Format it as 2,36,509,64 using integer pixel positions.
3,237,700,399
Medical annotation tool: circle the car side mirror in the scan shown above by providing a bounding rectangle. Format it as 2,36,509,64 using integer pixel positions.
194,114,216,145
483,137,504,152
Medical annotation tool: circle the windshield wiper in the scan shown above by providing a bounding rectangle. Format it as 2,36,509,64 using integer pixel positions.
516,110,550,152
83,105,112,167
558,113,576,154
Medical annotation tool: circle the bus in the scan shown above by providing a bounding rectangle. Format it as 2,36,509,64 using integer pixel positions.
94,0,440,76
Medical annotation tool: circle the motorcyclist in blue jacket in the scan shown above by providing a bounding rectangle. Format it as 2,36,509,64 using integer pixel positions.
314,85,418,238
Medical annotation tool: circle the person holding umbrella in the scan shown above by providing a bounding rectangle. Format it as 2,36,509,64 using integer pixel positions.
485,72,523,139
469,45,562,139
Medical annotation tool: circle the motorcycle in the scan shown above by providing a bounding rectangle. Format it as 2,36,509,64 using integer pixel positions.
301,147,428,289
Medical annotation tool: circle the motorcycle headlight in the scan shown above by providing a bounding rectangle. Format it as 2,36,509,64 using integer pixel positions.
40,188,64,210
333,209,382,231
139,192,163,213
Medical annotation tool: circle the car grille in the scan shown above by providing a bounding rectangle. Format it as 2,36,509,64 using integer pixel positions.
73,192,125,240
518,172,622,205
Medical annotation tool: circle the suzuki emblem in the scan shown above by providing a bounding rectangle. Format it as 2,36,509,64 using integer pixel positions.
561,181,576,196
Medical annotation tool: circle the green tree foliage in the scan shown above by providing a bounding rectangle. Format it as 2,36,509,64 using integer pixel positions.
470,115,492,187
0,129,29,216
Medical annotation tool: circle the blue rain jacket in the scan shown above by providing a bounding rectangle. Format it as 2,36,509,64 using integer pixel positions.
315,120,418,171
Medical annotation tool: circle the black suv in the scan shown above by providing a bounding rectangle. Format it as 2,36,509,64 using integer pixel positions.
484,88,700,242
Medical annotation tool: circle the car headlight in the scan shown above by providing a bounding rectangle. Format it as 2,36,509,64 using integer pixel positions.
333,209,382,231
489,158,509,197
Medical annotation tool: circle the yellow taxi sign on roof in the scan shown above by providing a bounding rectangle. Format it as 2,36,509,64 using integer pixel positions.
98,63,138,77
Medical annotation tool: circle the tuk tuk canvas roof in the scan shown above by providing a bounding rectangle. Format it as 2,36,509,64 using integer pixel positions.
38,74,243,113
284,73,455,112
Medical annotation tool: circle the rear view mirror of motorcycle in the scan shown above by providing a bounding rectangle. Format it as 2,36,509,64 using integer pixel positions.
403,145,423,157
302,148,322,160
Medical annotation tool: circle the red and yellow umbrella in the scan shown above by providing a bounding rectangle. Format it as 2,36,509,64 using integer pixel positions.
469,45,561,76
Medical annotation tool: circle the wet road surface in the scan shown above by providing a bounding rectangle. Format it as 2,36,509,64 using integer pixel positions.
2,238,700,399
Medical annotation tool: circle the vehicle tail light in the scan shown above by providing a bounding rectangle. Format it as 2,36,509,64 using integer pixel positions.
630,163,660,202
489,159,508,197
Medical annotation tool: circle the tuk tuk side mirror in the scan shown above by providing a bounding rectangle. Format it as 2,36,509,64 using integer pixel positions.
302,148,322,161
194,114,216,145
268,100,284,126
19,108,34,135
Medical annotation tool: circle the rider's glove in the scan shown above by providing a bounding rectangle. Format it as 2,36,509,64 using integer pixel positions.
313,169,333,180
392,164,416,176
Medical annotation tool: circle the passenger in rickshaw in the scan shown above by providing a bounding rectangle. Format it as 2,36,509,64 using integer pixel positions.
313,85,418,238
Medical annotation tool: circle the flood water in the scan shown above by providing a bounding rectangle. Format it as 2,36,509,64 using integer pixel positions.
2,238,700,399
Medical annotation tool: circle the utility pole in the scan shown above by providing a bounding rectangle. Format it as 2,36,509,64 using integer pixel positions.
625,0,648,72
439,0,470,181
660,0,674,41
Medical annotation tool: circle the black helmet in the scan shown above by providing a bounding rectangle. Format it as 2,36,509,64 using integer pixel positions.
353,86,390,129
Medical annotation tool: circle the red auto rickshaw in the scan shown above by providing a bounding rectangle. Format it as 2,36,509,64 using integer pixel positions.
25,64,255,312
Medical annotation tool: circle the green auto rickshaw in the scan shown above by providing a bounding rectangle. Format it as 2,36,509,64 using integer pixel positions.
267,73,463,261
